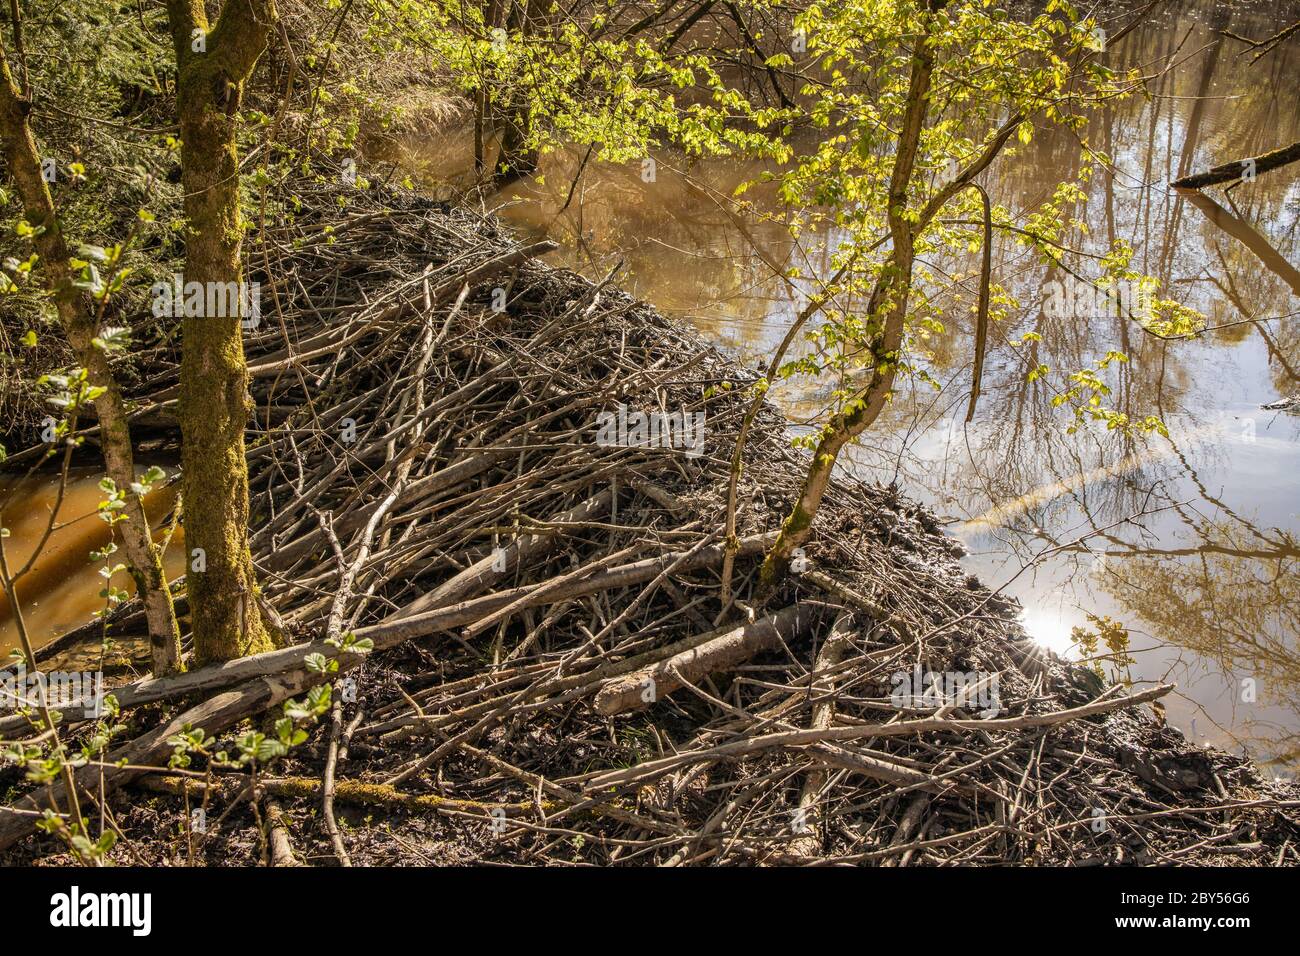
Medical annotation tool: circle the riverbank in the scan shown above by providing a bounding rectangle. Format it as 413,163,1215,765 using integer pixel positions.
1,172,1296,865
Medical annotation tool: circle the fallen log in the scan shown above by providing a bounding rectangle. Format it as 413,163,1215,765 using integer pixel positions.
809,742,949,793
366,601,806,742
360,532,775,646
593,603,817,715
264,797,302,867
1170,139,1300,190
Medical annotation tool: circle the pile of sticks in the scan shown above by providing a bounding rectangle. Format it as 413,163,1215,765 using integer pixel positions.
2,173,1296,865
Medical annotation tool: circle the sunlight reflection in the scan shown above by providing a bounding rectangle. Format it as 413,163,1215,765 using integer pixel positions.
1019,608,1077,658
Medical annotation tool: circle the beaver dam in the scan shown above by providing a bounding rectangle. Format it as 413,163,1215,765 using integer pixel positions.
1,176,1297,866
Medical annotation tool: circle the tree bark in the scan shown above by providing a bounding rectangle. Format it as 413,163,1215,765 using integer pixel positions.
756,1,943,596
1170,140,1300,190
0,37,182,674
593,603,815,715
494,0,545,185
164,0,280,662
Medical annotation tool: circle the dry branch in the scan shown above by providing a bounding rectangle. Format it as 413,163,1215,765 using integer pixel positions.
593,603,816,715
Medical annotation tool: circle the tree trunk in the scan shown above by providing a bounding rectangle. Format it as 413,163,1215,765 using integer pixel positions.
493,0,542,186
0,38,183,674
165,0,280,662
756,1,943,596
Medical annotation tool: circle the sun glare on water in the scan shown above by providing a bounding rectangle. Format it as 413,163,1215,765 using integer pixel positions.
1019,608,1077,658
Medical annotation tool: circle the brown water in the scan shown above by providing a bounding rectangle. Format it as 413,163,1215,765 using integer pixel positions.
3,1,1296,773
0,471,186,657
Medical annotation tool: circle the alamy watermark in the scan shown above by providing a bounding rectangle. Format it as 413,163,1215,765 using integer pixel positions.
151,274,261,330
1,666,105,718
1041,275,1152,323
49,886,150,936
596,403,706,458
890,665,1001,719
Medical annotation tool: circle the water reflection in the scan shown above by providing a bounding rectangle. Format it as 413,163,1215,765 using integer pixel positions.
386,0,1299,771
0,471,186,658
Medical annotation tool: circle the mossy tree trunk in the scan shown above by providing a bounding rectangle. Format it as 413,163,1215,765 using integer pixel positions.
0,37,183,675
164,0,279,663
756,1,943,597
